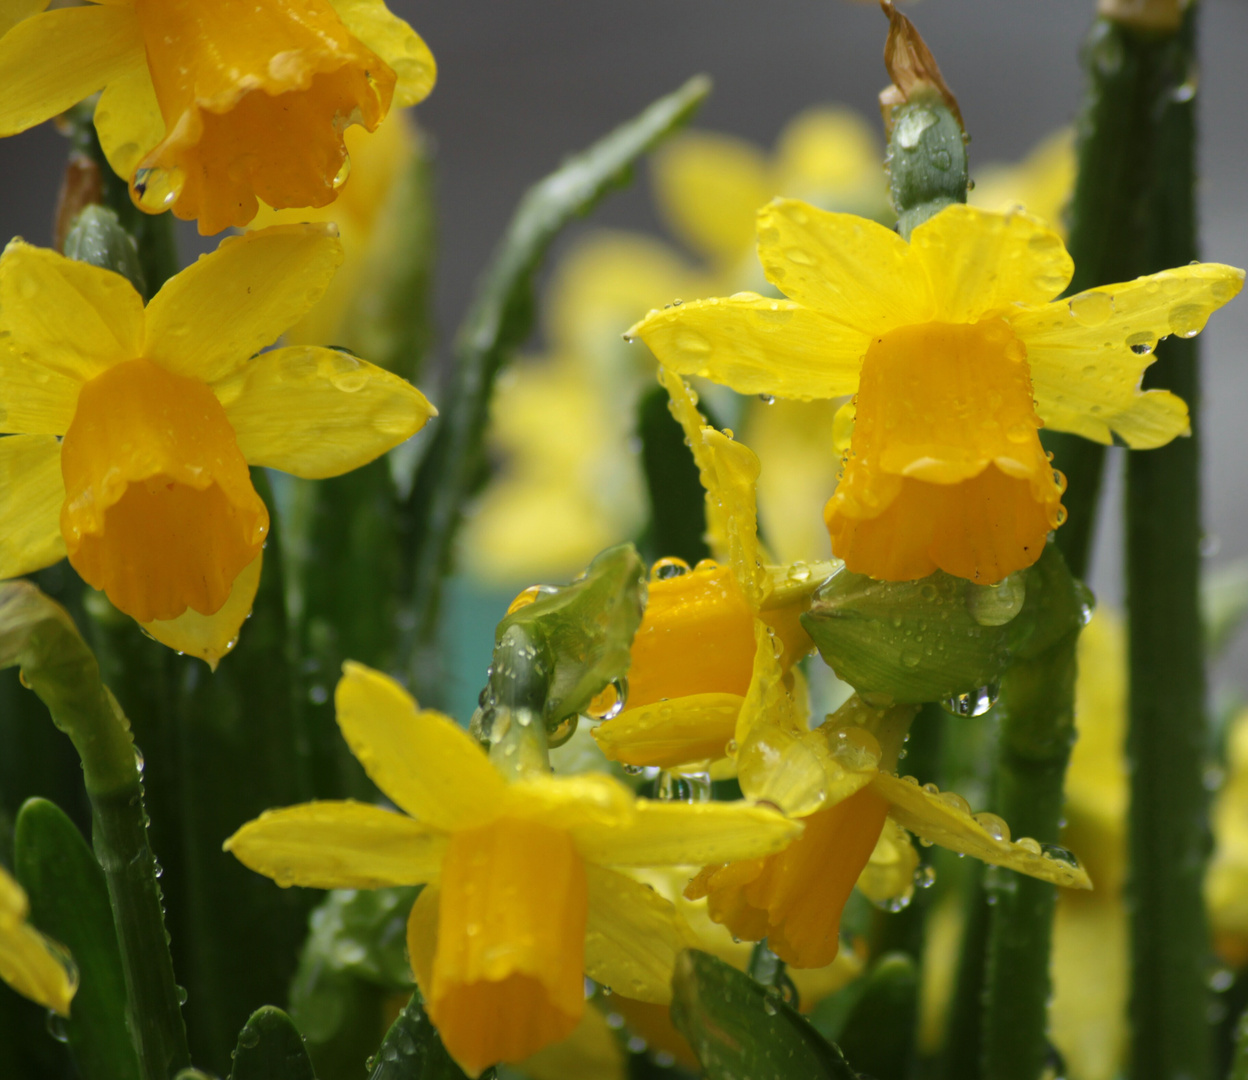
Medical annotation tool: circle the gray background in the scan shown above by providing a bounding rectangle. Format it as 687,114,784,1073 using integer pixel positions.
1,0,1245,685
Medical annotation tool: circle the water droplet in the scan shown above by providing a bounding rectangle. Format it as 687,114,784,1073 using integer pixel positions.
975,812,1011,843
651,556,690,581
914,865,937,889
783,247,816,266
656,769,711,803
1015,836,1043,855
943,681,1000,718
757,393,776,404
176,984,189,1005
829,726,882,771
133,746,145,775
46,1012,70,1043
1169,303,1208,338
894,106,937,150
133,164,185,211
966,575,1026,626
1040,843,1079,866
1126,331,1156,355
590,677,628,721
1068,291,1115,327
332,155,352,190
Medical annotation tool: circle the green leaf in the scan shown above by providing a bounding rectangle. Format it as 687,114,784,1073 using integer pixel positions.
63,205,146,297
670,949,860,1080
229,1007,316,1080
488,543,646,729
636,383,711,566
399,74,712,703
834,954,918,1080
14,798,140,1080
366,993,490,1080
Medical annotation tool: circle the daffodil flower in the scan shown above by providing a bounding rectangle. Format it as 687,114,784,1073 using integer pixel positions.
629,201,1243,583
0,864,77,1017
683,646,1091,968
225,662,800,1075
591,368,819,770
0,0,435,235
0,224,435,665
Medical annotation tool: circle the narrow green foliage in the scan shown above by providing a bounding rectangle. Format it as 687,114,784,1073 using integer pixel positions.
1123,13,1212,1080
14,798,140,1080
399,75,711,701
886,101,968,241
981,543,1085,1080
228,1007,316,1080
636,383,711,566
670,950,860,1080
1229,1007,1248,1080
1204,560,1248,660
63,205,146,296
366,993,489,1080
0,581,190,1080
835,954,918,1080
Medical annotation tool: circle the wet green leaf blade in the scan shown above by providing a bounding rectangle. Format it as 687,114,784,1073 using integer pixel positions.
366,992,490,1080
14,797,140,1080
228,1006,316,1080
670,949,860,1080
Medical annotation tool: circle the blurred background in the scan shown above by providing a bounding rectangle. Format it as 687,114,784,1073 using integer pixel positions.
1,0,1245,699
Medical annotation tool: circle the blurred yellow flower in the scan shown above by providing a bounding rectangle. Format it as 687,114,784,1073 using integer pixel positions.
970,129,1074,237
0,864,77,1017
0,225,434,665
468,108,886,583
226,662,800,1076
0,0,435,235
630,200,1242,583
253,113,422,354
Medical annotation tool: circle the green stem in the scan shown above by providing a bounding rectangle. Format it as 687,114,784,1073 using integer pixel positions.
980,547,1083,1080
0,584,190,1080
1047,16,1194,578
1123,11,1212,1080
1229,1007,1248,1080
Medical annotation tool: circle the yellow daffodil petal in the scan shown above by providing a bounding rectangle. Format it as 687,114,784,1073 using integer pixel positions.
583,863,692,1005
856,817,919,905
688,788,890,968
632,292,869,401
129,0,397,235
651,131,770,265
519,1003,625,1080
216,346,435,478
701,429,766,605
224,799,446,889
576,799,800,868
871,773,1092,889
592,694,743,769
143,224,344,385
334,662,507,831
60,358,268,624
504,773,637,838
909,205,1073,322
0,866,77,1016
0,5,141,136
1013,263,1244,449
0,0,49,38
427,818,587,1075
0,435,65,579
756,199,933,335
140,549,262,669
405,882,439,996
94,61,165,185
0,240,144,385
328,0,435,107
0,345,81,436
